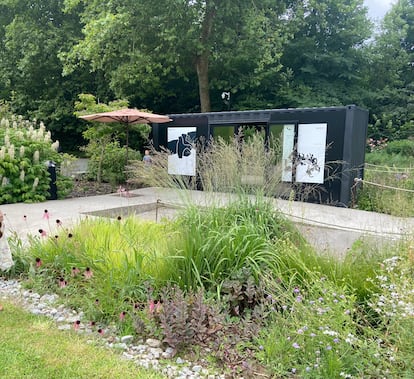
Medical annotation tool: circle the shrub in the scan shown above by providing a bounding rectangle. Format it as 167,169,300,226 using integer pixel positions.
385,139,414,157
0,111,73,203
83,140,141,184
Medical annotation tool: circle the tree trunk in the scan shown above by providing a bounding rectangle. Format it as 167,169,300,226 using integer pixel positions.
196,53,211,112
195,1,216,113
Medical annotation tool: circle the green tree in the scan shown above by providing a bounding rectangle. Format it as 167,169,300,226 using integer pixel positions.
0,0,112,151
62,0,294,112
279,0,372,107
366,0,414,140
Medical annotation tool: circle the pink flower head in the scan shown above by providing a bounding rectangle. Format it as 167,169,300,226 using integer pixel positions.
84,267,93,279
98,328,104,335
56,219,62,226
89,321,96,327
43,209,50,220
38,229,47,237
149,300,156,314
71,267,80,277
119,311,126,321
35,257,42,268
58,278,67,288
73,320,80,331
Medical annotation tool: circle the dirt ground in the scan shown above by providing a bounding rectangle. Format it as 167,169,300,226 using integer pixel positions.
66,179,141,198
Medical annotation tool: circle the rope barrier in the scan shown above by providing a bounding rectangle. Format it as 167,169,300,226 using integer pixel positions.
354,178,414,193
364,163,414,171
364,168,412,174
279,211,410,237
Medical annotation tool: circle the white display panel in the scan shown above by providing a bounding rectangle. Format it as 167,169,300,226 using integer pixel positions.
167,127,196,176
281,124,295,182
295,123,327,184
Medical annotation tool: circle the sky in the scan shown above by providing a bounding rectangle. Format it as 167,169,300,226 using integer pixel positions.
364,0,396,21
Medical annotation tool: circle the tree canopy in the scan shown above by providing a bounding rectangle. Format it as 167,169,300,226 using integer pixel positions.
0,0,412,149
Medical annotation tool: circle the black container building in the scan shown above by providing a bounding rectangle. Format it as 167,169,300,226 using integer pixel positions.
151,105,368,207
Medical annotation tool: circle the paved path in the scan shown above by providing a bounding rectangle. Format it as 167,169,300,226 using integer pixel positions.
1,187,413,258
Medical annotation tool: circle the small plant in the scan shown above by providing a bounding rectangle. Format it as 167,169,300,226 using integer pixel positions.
147,286,225,350
220,267,266,317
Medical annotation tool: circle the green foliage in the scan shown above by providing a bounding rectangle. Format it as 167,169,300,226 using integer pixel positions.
279,0,372,108
0,110,73,204
0,302,165,379
17,216,172,322
255,272,390,378
83,140,141,184
357,148,414,216
0,0,413,152
0,1,103,152
160,197,310,292
4,191,414,377
75,94,150,183
367,245,414,377
385,139,414,156
365,0,414,141
356,174,414,217
62,0,296,112
74,94,129,116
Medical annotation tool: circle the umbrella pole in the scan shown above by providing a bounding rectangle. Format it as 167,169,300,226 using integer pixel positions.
125,124,129,189
126,123,129,164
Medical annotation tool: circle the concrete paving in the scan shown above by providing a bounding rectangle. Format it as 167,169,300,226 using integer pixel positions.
1,187,413,258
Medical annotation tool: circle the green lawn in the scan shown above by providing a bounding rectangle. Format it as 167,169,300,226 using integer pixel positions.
0,301,166,379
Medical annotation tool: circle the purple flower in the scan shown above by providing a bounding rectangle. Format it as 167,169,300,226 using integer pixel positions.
292,342,301,349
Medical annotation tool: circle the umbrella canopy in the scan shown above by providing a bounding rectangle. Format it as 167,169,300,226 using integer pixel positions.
79,108,172,125
79,108,172,162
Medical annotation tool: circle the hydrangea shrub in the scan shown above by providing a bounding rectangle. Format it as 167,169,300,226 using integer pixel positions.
0,115,67,203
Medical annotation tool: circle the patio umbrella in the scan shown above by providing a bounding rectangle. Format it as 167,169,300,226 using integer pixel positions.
79,108,172,162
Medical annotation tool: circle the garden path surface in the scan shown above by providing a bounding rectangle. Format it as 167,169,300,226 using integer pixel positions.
1,187,413,258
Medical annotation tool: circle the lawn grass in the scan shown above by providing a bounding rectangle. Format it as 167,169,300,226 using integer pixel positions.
0,301,165,379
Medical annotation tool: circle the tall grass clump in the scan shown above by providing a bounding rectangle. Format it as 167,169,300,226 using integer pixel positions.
197,133,286,197
358,139,414,216
160,196,314,292
128,131,292,199
17,216,174,325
